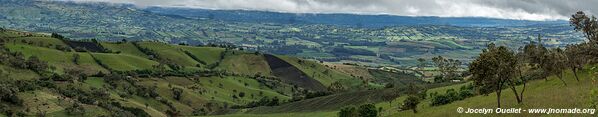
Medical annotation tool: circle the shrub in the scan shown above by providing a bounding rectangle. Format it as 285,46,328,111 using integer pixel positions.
401,96,421,113
358,103,378,117
338,106,358,117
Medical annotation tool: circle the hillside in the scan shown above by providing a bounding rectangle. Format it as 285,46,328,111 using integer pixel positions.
0,28,430,117
207,67,595,117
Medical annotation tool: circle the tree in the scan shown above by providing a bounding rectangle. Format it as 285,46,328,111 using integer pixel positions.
565,44,584,81
357,104,378,117
381,90,400,107
63,67,87,81
417,58,426,72
545,48,568,85
65,103,85,115
172,87,183,101
570,11,598,43
25,56,48,73
328,81,346,92
401,96,421,113
338,106,358,117
432,56,461,82
470,43,519,108
73,53,80,65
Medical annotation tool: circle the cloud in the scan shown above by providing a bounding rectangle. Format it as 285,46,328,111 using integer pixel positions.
59,0,597,21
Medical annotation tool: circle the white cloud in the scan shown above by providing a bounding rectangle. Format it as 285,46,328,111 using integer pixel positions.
59,0,597,21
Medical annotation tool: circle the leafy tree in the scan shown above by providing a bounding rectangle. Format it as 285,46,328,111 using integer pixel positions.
73,53,80,65
545,48,568,85
417,58,426,72
172,87,184,101
65,103,86,115
381,90,400,106
338,106,358,117
469,43,520,107
25,56,48,73
357,103,378,117
328,81,346,92
401,96,421,113
570,11,598,43
565,44,585,81
432,56,461,81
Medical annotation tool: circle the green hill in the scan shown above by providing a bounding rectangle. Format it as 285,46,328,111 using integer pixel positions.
0,29,390,117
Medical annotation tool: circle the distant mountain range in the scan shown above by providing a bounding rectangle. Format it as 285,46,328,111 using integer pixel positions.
145,7,567,28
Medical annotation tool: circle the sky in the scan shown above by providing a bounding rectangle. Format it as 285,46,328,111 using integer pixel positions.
63,0,597,21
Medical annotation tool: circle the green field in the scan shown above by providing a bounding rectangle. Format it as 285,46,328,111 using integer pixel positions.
217,53,273,77
6,44,73,73
91,53,160,71
100,42,148,58
179,46,225,65
137,42,201,67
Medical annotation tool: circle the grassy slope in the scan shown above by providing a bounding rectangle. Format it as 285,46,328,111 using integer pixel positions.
169,76,291,104
91,53,159,71
179,46,225,65
100,42,148,58
212,68,594,117
277,56,358,87
5,44,107,74
137,42,200,67
217,52,273,77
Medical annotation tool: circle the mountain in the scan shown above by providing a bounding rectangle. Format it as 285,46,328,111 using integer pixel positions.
145,7,567,27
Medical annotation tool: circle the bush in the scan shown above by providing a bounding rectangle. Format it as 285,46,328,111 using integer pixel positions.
358,103,378,117
65,103,85,115
338,106,358,117
172,87,183,100
430,84,476,106
401,96,421,113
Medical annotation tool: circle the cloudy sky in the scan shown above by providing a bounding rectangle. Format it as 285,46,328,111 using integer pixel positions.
64,0,596,21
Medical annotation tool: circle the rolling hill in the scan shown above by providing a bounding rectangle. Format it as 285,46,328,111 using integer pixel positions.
0,28,430,117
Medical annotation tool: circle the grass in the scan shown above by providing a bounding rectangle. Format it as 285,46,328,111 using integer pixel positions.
91,53,160,71
179,76,291,104
217,53,273,76
11,36,69,48
84,77,106,88
220,68,594,117
383,69,595,117
204,111,336,117
6,44,73,73
137,42,200,67
179,46,225,65
75,53,109,74
277,55,357,87
0,64,39,81
100,42,148,58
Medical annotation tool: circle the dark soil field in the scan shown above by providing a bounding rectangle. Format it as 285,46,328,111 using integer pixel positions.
264,54,327,91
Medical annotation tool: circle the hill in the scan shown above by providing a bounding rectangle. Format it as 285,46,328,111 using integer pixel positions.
0,28,430,116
